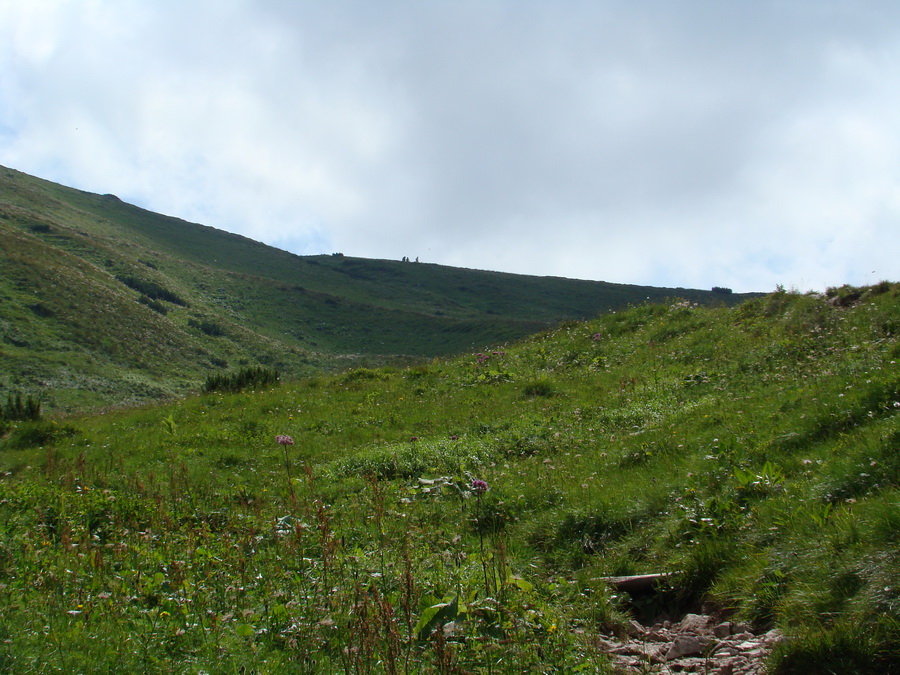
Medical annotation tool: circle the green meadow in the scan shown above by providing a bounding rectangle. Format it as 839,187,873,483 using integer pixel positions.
1,283,898,673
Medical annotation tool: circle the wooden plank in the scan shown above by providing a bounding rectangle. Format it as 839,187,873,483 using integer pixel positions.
600,573,671,592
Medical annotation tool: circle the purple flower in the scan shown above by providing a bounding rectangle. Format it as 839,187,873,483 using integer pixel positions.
471,479,489,493
276,434,295,446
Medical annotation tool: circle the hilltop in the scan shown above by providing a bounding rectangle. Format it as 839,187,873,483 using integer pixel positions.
1,164,755,412
0,282,897,672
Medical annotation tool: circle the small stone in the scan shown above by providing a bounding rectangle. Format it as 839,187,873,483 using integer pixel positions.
720,656,753,675
647,628,672,641
666,635,709,659
677,613,710,633
626,619,645,636
592,636,617,651
713,621,733,638
762,628,784,644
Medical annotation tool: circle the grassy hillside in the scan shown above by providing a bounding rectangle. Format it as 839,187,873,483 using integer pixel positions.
0,283,897,672
1,164,755,413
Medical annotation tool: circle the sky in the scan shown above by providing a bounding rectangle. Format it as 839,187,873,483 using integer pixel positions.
2,1,899,293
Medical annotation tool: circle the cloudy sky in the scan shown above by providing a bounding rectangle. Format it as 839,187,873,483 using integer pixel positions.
2,1,899,292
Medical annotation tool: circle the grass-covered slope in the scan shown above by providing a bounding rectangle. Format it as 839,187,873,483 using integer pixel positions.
0,284,897,673
0,164,755,412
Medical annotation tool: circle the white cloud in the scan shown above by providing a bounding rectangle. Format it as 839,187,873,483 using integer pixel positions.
2,0,899,293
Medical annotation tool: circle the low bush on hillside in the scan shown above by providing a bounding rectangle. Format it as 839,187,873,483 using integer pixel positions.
137,294,168,314
116,274,188,306
202,365,280,393
0,391,41,423
188,318,225,337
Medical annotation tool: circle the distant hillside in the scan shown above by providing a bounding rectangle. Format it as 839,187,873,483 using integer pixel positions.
0,165,757,411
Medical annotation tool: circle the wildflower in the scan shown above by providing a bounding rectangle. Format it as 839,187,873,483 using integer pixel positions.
275,435,294,446
471,478,489,493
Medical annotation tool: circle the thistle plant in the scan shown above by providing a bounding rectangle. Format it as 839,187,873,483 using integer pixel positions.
276,434,296,502
471,478,491,597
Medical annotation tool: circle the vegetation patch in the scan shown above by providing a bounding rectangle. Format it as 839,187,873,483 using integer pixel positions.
116,274,188,306
202,366,280,393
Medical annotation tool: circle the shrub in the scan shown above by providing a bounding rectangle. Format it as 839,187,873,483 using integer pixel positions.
4,421,79,449
188,318,225,337
202,366,280,393
522,379,555,398
116,275,188,306
0,392,42,422
138,295,168,314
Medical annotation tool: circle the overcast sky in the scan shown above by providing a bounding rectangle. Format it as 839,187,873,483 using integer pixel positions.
2,1,899,292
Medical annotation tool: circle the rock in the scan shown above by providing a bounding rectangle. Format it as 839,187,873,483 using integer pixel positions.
626,619,645,636
762,628,783,644
665,635,709,659
592,636,618,651
713,621,733,638
677,613,710,633
713,656,749,675
646,627,672,641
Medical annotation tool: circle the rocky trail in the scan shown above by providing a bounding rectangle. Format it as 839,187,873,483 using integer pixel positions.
579,576,784,673
590,612,783,674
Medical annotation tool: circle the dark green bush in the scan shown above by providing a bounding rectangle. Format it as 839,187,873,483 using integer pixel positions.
202,366,280,393
188,318,225,336
0,392,42,422
4,421,79,450
522,379,555,398
138,295,168,314
116,275,188,306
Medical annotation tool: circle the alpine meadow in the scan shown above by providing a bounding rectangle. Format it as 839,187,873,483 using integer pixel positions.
0,166,898,673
